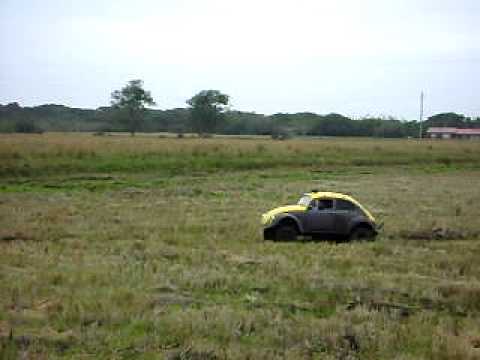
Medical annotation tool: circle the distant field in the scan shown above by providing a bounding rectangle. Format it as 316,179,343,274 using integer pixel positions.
1,133,480,359
1,133,480,179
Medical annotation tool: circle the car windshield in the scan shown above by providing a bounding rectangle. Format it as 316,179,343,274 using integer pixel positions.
297,195,311,207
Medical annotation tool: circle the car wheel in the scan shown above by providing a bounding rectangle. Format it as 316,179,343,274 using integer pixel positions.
274,225,298,242
349,226,376,241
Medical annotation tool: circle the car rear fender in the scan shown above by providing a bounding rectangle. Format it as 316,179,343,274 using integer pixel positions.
349,217,376,234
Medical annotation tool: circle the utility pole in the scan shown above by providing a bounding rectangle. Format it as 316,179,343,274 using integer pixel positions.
419,91,424,139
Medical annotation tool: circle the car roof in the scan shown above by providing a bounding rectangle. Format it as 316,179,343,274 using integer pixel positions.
305,191,356,202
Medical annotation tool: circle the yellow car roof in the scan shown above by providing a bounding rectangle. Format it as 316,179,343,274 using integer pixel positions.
306,191,354,201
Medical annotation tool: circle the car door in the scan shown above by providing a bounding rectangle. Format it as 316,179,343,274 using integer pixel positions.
305,199,336,233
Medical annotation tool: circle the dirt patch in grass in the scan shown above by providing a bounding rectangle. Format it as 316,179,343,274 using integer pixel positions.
150,287,201,310
166,346,219,360
346,300,415,318
0,231,35,242
399,227,480,241
0,329,76,356
221,252,262,266
437,284,480,313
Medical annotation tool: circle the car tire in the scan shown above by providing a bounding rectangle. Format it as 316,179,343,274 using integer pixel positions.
274,225,298,242
349,226,376,241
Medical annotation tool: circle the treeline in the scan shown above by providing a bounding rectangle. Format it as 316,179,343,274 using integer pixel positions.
1,102,479,138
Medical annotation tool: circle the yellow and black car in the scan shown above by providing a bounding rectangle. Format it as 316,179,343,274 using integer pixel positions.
262,191,378,241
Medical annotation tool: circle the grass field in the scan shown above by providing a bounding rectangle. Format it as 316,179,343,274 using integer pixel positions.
1,133,480,359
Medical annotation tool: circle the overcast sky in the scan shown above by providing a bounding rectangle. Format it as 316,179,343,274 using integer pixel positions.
1,0,478,119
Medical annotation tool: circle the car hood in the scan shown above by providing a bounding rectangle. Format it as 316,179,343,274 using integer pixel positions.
262,205,306,225
266,205,307,216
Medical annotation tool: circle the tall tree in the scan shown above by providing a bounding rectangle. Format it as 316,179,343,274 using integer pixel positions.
111,80,155,136
186,90,229,136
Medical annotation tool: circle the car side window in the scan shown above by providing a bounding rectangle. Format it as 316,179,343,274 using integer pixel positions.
317,199,334,210
336,199,357,212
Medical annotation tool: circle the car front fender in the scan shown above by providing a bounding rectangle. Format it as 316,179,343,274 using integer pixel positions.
270,213,305,233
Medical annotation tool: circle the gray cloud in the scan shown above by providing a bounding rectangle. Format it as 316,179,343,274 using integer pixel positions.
1,0,478,118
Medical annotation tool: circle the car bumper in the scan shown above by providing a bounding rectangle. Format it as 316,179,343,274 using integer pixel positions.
263,226,276,240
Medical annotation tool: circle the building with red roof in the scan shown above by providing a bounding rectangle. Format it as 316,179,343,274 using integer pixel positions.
427,127,480,139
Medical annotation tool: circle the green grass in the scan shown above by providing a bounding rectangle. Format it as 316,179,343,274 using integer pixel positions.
1,134,480,358
1,133,480,178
